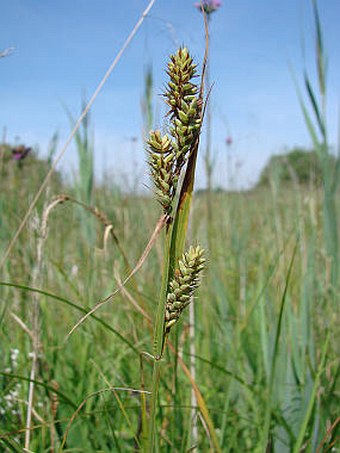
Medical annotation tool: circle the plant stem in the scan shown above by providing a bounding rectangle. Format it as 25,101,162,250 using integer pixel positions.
148,223,173,451
204,15,214,254
148,359,162,452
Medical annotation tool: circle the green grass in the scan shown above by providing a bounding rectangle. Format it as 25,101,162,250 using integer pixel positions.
0,162,338,451
0,9,339,448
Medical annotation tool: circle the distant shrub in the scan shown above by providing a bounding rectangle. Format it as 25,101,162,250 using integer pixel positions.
257,147,338,187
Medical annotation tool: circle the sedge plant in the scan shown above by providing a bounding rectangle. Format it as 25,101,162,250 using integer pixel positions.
145,47,208,451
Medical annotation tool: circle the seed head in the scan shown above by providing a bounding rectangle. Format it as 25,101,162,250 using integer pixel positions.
147,130,176,214
147,48,203,215
165,48,201,170
165,246,205,332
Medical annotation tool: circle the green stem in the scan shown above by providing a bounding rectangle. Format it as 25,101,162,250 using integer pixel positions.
148,223,173,451
148,360,162,452
323,183,338,288
261,242,298,450
292,332,330,453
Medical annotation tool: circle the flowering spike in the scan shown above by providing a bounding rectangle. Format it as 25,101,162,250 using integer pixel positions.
164,47,201,171
164,246,205,333
147,130,176,215
146,48,203,216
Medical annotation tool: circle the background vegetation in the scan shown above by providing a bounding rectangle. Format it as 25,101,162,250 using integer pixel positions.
0,1,339,451
257,147,338,187
0,138,339,451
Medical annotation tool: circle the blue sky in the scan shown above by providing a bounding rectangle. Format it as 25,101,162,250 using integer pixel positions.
1,0,339,189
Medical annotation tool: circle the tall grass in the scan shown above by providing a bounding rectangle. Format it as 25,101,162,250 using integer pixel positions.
296,0,339,290
0,167,338,452
0,3,339,451
66,98,95,244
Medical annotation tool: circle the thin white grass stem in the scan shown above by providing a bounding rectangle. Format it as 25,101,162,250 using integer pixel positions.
25,351,38,450
25,197,65,450
0,0,157,270
10,313,33,339
197,411,213,451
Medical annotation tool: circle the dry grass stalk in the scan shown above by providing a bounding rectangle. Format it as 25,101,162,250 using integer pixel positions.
24,196,65,451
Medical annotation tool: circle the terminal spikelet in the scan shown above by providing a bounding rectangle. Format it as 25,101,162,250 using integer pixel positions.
165,48,202,171
164,245,205,333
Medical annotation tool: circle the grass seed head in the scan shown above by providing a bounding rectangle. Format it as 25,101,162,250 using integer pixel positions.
147,130,176,214
165,245,205,332
165,48,201,170
147,48,203,216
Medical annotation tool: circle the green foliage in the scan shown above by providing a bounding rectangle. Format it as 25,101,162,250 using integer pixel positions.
0,155,339,451
0,143,62,191
141,64,154,133
295,0,339,287
66,98,95,244
66,99,94,206
258,147,338,187
0,11,338,450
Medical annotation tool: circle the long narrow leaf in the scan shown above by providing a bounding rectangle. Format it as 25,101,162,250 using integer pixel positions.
261,239,298,450
293,333,330,453
0,372,77,409
0,281,140,356
312,0,326,96
291,68,320,151
304,72,326,140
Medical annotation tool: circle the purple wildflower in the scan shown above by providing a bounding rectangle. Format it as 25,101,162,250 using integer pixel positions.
12,145,31,161
194,0,222,14
225,136,233,146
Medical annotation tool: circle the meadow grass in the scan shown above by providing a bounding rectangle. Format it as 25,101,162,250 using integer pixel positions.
0,155,339,451
0,3,339,450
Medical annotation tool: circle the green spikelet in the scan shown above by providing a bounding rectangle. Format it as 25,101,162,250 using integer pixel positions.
165,48,198,121
165,48,202,170
147,130,176,215
147,48,203,216
164,245,205,333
